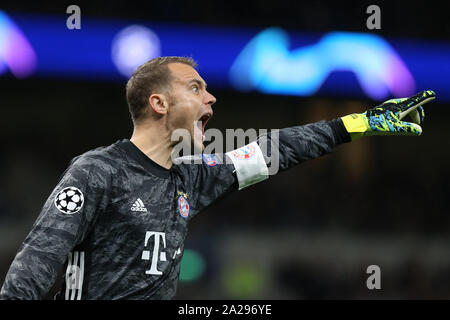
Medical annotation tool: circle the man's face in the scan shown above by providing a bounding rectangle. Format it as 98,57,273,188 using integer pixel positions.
165,63,216,152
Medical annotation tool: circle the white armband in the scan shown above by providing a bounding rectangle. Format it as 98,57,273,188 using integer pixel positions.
226,141,269,190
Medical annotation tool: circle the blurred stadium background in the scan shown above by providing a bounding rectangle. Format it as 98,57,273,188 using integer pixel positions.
1,1,449,299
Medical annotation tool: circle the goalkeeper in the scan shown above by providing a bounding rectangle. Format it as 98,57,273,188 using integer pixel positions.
0,56,436,299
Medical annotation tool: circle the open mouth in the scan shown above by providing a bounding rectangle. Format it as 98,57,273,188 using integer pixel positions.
198,112,212,137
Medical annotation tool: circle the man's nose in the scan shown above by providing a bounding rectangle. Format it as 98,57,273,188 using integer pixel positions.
204,90,216,106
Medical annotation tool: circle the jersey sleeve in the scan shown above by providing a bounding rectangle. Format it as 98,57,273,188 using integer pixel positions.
176,119,350,217
175,119,349,220
0,156,111,300
175,153,238,220
258,118,350,173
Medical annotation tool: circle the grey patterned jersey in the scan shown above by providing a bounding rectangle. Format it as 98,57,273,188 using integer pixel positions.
0,119,348,300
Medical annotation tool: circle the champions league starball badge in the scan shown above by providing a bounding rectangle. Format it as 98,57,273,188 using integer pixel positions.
54,186,84,214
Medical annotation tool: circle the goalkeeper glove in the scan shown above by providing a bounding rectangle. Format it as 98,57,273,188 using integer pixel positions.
341,90,436,140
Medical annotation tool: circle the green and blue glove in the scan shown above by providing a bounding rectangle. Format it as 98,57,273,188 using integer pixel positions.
341,90,436,140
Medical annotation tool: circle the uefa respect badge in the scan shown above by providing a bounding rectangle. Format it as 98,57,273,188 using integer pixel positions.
202,153,218,167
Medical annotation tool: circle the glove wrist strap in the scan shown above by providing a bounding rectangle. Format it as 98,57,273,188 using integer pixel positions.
340,114,369,140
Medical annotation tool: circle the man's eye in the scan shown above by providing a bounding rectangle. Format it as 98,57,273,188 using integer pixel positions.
192,86,199,93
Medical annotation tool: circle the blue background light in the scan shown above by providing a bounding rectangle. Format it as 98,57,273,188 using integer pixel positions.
2,11,450,101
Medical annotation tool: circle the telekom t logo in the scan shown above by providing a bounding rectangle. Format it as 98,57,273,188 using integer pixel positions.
141,231,167,275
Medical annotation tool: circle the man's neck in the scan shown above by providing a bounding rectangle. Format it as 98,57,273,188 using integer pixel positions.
130,123,173,170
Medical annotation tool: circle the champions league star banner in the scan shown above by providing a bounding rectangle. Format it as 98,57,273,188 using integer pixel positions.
1,10,450,101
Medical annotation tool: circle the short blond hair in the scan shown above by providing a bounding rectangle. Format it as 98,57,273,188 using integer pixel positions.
126,56,198,124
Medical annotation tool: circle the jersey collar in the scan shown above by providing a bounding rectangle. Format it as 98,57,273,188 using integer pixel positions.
117,139,170,179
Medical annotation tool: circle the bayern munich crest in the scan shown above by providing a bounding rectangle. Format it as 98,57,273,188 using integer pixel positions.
54,186,84,214
177,195,190,218
231,145,256,160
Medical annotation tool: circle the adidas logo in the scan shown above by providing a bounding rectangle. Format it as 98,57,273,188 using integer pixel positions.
131,198,148,212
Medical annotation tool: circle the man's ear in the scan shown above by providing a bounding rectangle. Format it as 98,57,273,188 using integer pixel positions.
149,93,169,115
